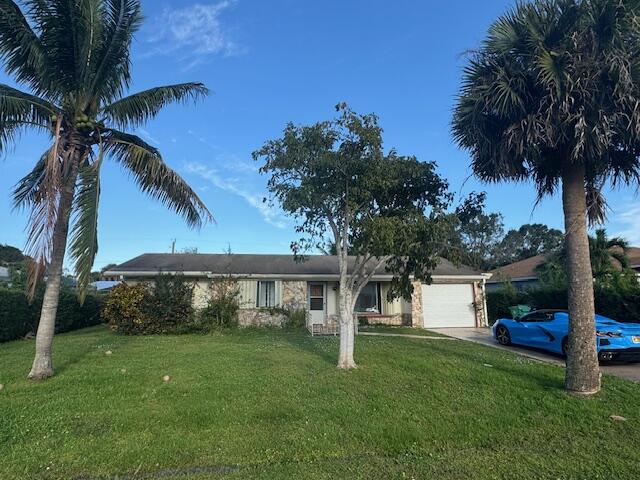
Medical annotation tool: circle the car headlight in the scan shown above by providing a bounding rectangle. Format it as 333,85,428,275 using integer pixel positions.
596,331,622,338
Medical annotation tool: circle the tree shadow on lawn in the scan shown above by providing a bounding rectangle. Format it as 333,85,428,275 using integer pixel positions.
278,330,338,366
54,325,132,376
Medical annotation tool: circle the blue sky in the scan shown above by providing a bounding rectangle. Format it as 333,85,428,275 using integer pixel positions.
2,0,639,271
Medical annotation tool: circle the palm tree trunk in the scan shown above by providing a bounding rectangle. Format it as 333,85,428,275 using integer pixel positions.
561,161,600,395
28,158,80,380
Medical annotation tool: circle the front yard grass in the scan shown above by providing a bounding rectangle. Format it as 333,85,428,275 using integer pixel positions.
358,324,448,337
1,325,639,479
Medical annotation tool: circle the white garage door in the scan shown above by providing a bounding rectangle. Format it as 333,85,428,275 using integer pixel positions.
421,283,476,328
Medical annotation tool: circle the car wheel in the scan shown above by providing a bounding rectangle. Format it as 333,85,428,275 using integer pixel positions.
496,325,511,346
561,337,569,358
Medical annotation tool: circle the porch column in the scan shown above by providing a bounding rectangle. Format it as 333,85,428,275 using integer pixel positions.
411,280,423,328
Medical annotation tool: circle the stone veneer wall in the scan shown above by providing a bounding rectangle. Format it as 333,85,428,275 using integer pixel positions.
238,280,309,328
238,309,288,327
473,281,488,327
282,281,307,310
410,280,423,328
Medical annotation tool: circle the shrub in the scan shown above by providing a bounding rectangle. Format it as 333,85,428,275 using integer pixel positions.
0,286,102,343
283,308,307,329
103,283,150,334
486,282,527,325
144,275,195,334
104,276,196,335
0,290,34,342
198,279,240,330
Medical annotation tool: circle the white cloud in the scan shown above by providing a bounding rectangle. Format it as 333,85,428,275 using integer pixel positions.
186,162,287,229
611,202,640,245
136,128,160,145
144,1,242,67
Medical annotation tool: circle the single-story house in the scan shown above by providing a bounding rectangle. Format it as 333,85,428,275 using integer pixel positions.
486,254,548,292
487,247,640,292
105,254,491,332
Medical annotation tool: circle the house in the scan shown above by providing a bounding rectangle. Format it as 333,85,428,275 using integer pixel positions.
486,254,547,292
104,253,492,332
90,280,122,292
487,247,640,292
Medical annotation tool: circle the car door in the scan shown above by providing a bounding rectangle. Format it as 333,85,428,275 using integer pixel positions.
527,312,559,350
510,312,549,347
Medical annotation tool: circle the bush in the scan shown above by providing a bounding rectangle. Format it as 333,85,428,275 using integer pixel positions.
104,275,196,335
0,286,102,343
0,290,35,342
103,283,150,334
486,282,527,325
144,275,195,334
283,308,307,329
198,279,240,330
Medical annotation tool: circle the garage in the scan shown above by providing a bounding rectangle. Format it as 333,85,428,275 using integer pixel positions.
421,283,477,328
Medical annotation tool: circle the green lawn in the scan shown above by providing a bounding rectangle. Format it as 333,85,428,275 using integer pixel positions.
1,326,640,479
358,325,448,337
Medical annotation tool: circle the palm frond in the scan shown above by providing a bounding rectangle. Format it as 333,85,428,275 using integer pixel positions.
90,0,142,103
103,83,209,129
0,0,46,93
70,155,103,303
585,180,609,225
0,83,57,152
12,150,47,209
104,129,213,228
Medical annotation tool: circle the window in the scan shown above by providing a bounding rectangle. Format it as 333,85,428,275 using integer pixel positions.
256,281,276,308
355,282,380,313
309,283,324,311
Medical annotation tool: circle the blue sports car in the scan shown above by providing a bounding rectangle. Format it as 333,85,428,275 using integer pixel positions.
493,310,640,363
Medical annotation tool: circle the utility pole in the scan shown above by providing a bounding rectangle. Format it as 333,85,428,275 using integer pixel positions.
171,239,176,254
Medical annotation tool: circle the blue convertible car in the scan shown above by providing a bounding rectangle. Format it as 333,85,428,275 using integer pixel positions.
493,309,640,362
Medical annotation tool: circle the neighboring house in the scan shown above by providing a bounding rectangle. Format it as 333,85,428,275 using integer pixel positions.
486,254,547,292
487,247,640,292
628,247,640,276
0,266,10,283
104,254,491,332
90,280,122,292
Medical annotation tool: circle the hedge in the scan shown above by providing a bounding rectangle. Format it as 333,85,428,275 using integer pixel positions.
0,288,103,343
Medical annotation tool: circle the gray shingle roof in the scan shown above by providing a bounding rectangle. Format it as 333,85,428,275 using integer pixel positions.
106,253,482,277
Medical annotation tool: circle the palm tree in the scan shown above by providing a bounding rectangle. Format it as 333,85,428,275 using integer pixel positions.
589,229,629,277
0,0,213,380
537,229,630,284
452,0,640,395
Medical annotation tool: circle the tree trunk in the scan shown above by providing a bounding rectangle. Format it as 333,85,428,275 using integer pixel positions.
27,157,79,380
337,280,357,369
561,162,600,395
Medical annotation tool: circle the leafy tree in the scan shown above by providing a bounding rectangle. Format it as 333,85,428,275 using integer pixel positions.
254,104,451,369
452,0,640,395
0,0,212,379
493,224,564,267
0,244,25,264
450,192,504,271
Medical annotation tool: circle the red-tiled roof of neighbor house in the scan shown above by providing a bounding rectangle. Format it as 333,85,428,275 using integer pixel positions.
488,254,548,283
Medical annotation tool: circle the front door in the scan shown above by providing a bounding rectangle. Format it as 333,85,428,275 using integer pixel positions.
308,283,326,325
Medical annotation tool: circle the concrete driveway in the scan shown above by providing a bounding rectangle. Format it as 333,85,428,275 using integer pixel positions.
429,327,640,383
